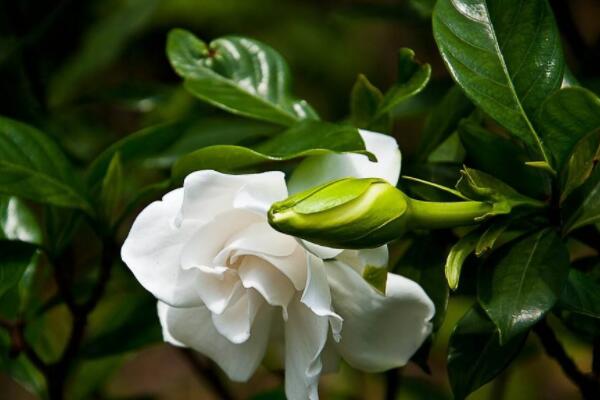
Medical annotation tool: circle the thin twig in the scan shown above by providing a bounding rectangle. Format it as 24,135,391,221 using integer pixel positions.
180,348,235,400
384,368,402,400
534,319,599,399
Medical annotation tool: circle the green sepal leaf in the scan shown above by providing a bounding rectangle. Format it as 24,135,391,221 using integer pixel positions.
478,229,570,343
167,29,318,125
0,116,92,213
456,167,545,219
563,165,600,233
448,305,527,400
0,196,42,245
445,229,479,290
538,87,600,173
433,0,564,165
374,48,431,119
172,121,372,180
458,120,551,200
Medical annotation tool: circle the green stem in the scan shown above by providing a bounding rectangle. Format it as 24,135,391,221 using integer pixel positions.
407,198,492,230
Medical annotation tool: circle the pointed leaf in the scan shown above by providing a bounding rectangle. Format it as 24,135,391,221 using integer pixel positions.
433,0,564,164
0,116,92,213
478,229,570,343
0,196,42,245
558,269,600,319
167,29,317,125
349,74,385,130
448,305,527,400
172,121,371,180
445,229,479,290
563,165,600,233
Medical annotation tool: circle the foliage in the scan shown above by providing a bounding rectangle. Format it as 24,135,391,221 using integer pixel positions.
1,0,600,399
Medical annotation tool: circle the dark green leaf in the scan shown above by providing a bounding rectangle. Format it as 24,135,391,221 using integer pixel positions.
99,152,124,228
445,229,479,290
558,269,600,319
167,29,318,125
478,229,570,343
456,167,544,218
172,121,371,180
417,85,473,160
458,120,551,199
396,235,449,330
0,241,38,298
538,87,600,172
563,165,600,233
0,116,92,213
448,305,527,400
559,130,600,203
349,74,385,130
427,132,465,163
375,48,431,119
0,196,42,245
433,0,564,165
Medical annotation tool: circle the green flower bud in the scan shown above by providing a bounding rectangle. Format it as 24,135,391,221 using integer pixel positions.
269,177,493,249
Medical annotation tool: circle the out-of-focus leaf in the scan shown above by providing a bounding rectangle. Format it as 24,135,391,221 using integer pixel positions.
67,356,124,400
0,330,46,397
349,74,385,130
558,269,600,319
402,163,463,202
448,305,527,400
0,116,92,213
478,229,570,343
475,219,510,256
417,85,473,160
395,235,449,330
374,48,431,119
26,304,71,363
87,117,278,184
0,196,42,244
99,152,124,229
445,229,479,290
0,241,38,298
167,29,318,125
433,0,564,165
563,165,600,233
427,132,465,163
456,167,544,218
458,120,551,199
537,87,600,172
49,0,161,106
559,131,600,203
250,388,286,400
172,121,371,180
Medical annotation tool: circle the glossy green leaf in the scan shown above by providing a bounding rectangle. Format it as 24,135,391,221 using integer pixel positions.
374,48,431,119
167,29,318,125
99,152,124,228
538,87,600,172
563,165,600,233
172,121,370,180
349,74,385,130
396,235,449,330
458,120,551,199
558,269,600,319
0,196,42,245
478,229,570,343
456,167,544,218
417,85,473,160
433,0,564,164
0,116,92,213
448,305,527,400
445,229,479,290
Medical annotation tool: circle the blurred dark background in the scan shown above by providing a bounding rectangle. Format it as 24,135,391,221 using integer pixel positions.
0,0,599,399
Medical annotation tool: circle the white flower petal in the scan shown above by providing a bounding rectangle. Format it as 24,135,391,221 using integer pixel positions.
288,129,401,193
158,301,273,382
285,298,329,400
327,261,434,372
238,255,296,313
302,254,343,340
220,222,297,260
121,189,203,307
212,290,264,344
300,240,343,260
233,174,288,214
180,170,285,222
244,245,308,291
195,269,243,315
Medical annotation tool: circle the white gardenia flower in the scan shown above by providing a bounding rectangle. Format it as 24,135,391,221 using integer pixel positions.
121,130,434,400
